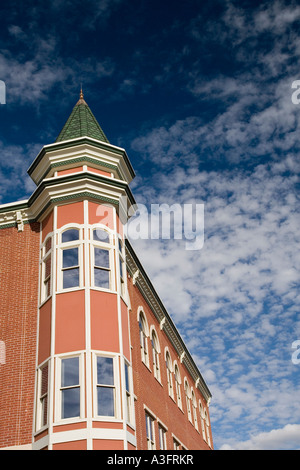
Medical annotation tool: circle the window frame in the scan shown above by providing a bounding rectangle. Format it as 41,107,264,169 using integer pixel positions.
165,350,174,399
174,363,182,409
145,411,156,450
93,353,120,420
138,310,149,367
55,353,84,423
40,234,53,304
35,360,49,432
184,379,193,423
151,329,161,382
158,422,167,450
58,226,83,292
91,225,115,292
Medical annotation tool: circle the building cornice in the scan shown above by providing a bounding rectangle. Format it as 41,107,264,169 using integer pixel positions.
125,238,212,404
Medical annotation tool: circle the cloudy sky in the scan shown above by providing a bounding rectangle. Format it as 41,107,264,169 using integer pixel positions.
0,0,300,450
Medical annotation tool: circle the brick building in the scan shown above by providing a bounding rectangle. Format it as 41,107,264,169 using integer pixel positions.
0,91,213,450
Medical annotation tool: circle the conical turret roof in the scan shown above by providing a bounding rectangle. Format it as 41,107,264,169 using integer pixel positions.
56,90,109,143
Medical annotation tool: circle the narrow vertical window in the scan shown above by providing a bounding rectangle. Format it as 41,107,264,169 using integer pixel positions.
192,391,198,430
158,423,167,450
94,247,110,288
174,365,182,408
60,356,80,419
145,412,155,450
173,438,181,450
41,236,52,302
92,228,112,290
96,356,115,417
139,313,149,366
118,238,125,297
37,362,49,430
61,228,80,290
125,362,132,423
151,331,160,381
205,409,211,447
166,352,174,398
199,402,206,440
185,380,192,423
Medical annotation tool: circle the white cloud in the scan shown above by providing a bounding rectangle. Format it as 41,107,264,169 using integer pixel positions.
220,424,300,450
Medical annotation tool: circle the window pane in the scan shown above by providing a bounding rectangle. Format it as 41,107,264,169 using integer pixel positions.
97,387,114,416
61,387,80,419
94,268,109,288
93,229,109,243
124,363,130,392
97,357,114,385
62,229,79,243
61,357,79,387
63,267,79,289
41,365,48,396
94,248,109,268
41,395,48,427
63,247,78,268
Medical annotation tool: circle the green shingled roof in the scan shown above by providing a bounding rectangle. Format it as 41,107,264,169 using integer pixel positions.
56,92,109,143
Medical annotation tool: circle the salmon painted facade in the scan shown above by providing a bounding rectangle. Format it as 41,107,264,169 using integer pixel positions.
0,92,213,450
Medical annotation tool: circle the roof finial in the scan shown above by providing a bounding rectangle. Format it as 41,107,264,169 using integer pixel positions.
80,85,84,100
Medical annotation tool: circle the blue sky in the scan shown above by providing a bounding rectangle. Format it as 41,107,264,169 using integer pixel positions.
0,0,300,450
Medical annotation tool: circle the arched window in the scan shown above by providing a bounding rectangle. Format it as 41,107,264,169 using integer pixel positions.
151,330,160,381
199,401,206,440
165,351,174,398
192,390,198,430
138,311,149,366
174,364,182,408
204,409,211,447
184,379,192,422
40,234,52,302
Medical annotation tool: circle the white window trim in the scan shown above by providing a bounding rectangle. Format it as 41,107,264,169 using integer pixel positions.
145,408,156,450
174,362,182,410
184,378,193,424
92,352,121,420
165,348,174,399
35,359,49,432
91,225,116,293
157,419,168,450
54,353,85,424
150,326,161,383
39,233,53,305
57,225,84,292
138,309,150,368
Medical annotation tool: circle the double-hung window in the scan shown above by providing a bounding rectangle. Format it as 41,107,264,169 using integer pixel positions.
96,356,115,417
158,423,167,450
92,228,112,290
174,365,182,409
60,356,81,420
41,236,52,302
151,331,160,381
145,412,155,450
166,352,174,398
36,361,49,430
60,228,81,290
118,238,126,297
192,391,198,430
139,313,149,366
185,380,192,423
125,362,133,424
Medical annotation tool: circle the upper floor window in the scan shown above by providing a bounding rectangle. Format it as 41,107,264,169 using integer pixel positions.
151,330,161,381
184,380,192,423
174,364,182,409
40,235,52,302
139,311,149,366
92,227,113,291
204,409,211,447
199,401,206,441
192,390,198,430
165,351,174,399
118,238,126,297
124,362,133,424
60,228,81,290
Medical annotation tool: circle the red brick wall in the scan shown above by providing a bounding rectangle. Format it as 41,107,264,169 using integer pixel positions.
0,223,40,448
127,274,213,450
